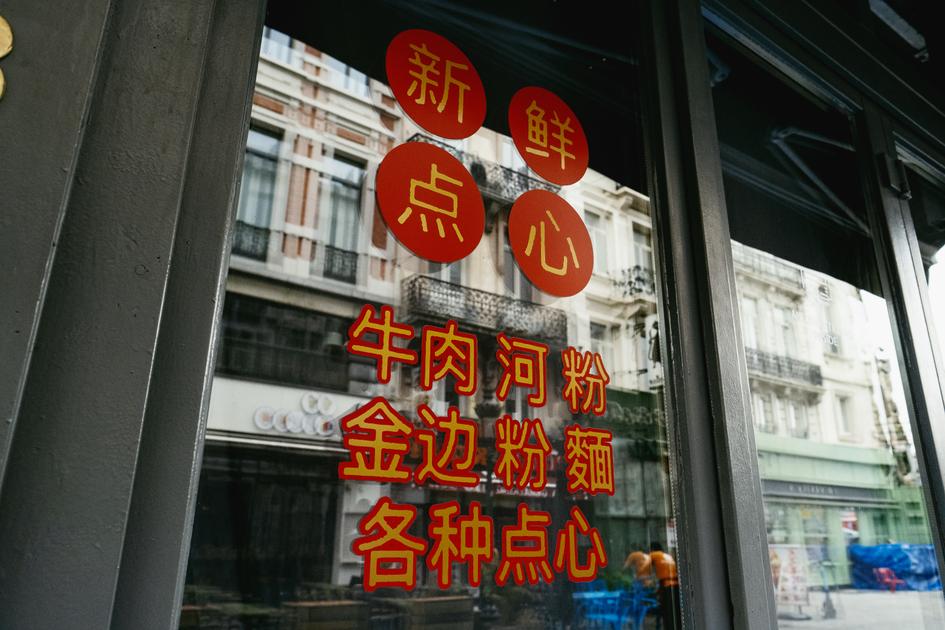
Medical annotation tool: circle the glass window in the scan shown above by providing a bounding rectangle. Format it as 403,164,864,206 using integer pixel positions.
708,23,945,627
586,211,608,274
835,394,853,437
261,26,297,66
633,225,653,274
325,55,372,98
184,5,681,630
590,321,614,371
215,293,352,392
740,296,759,348
326,154,365,252
232,128,280,261
500,137,528,174
503,224,533,302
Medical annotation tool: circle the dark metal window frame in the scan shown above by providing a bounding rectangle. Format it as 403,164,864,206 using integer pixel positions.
650,0,945,628
2,1,945,628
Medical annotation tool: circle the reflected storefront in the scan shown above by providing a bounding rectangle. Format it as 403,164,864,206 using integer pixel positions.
4,1,945,630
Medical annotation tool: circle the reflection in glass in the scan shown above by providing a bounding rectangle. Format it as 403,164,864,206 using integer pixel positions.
902,162,945,366
709,23,945,628
182,12,679,630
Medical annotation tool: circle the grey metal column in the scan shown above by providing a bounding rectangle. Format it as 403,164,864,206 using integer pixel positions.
0,0,260,627
0,0,112,486
111,1,265,628
642,0,778,627
859,103,945,588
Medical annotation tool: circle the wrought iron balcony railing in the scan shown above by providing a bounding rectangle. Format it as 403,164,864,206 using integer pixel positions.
613,265,656,298
402,275,568,343
322,244,359,284
406,133,558,204
745,347,822,386
232,221,270,261
732,241,804,290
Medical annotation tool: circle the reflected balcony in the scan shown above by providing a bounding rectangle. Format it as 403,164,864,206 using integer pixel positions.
406,133,558,204
732,241,804,291
322,244,359,284
745,347,822,386
612,265,656,298
402,275,567,344
232,221,270,261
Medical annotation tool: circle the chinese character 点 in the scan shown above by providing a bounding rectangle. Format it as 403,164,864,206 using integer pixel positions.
398,162,467,242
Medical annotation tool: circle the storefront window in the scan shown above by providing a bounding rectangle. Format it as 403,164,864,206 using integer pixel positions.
233,128,280,261
708,24,945,627
181,4,681,629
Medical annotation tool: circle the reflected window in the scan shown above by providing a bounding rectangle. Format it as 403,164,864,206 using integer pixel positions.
710,22,945,626
633,226,653,274
586,210,609,274
233,128,280,261
261,27,295,65
215,293,351,392
325,154,364,253
325,55,371,98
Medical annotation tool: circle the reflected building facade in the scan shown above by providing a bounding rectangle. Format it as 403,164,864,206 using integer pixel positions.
733,242,931,587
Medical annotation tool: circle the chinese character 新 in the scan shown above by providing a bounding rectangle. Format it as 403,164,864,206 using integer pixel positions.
347,304,417,384
495,332,548,407
561,347,610,415
563,425,615,496
407,42,472,124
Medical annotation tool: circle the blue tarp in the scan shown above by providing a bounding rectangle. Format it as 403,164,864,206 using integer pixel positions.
848,544,941,591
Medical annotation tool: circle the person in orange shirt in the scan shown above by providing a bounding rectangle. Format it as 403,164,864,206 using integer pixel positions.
649,542,680,630
623,547,653,585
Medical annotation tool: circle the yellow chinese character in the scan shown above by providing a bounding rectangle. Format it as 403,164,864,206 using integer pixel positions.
525,100,550,158
406,43,471,123
496,333,548,407
550,111,576,170
398,162,466,241
553,506,607,582
564,425,615,495
524,209,581,276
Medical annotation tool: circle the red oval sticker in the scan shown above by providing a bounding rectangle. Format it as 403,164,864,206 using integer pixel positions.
376,142,485,263
508,86,589,185
508,189,593,297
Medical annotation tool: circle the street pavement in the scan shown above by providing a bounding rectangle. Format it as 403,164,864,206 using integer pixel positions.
777,589,945,629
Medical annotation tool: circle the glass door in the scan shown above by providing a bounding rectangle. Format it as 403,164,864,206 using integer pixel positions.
181,3,683,629
706,22,945,628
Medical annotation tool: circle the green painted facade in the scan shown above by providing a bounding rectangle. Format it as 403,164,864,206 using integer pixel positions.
757,432,932,587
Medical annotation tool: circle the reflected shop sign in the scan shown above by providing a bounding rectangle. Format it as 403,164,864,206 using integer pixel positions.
328,28,619,593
